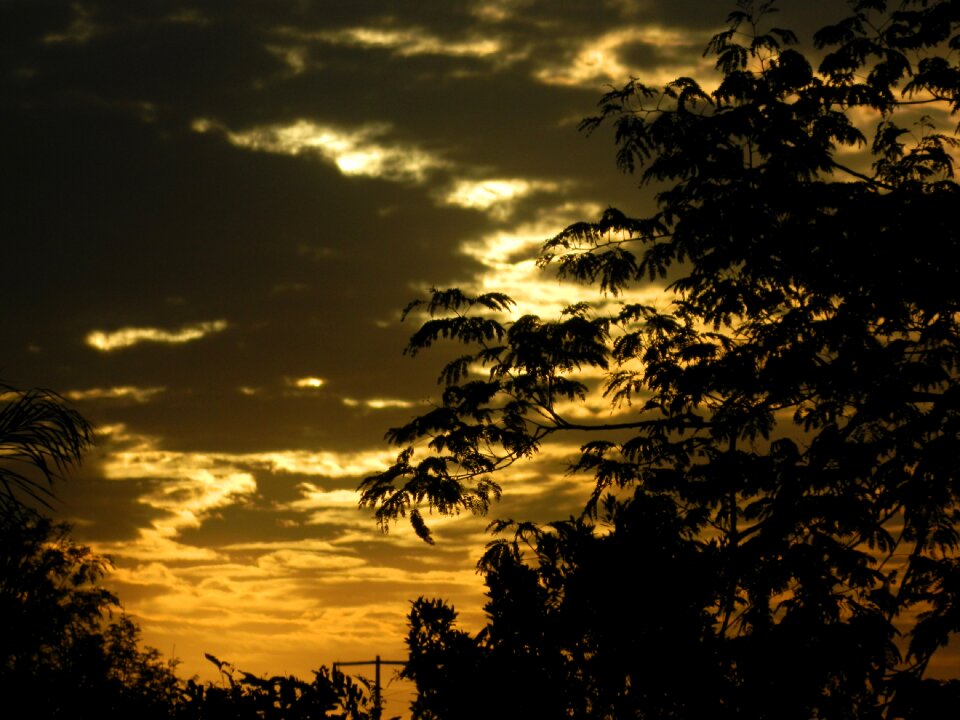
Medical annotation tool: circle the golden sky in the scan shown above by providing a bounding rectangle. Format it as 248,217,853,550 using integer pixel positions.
4,0,955,699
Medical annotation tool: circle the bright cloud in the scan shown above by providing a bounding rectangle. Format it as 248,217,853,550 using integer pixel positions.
290,376,326,389
66,386,165,403
86,320,228,351
442,178,562,219
342,397,416,409
251,450,398,478
94,427,394,563
536,26,711,88
287,25,502,58
450,203,669,318
194,118,444,183
99,426,399,487
102,447,397,485
289,485,361,508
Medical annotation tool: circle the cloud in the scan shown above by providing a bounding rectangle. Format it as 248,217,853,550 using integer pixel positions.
289,377,326,389
195,118,446,183
534,25,711,88
257,549,367,573
441,177,563,219
434,201,673,319
66,386,165,403
42,4,98,45
342,397,416,410
102,447,397,488
85,320,228,352
287,485,362,510
300,25,503,59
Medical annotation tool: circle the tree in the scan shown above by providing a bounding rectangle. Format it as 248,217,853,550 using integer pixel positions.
402,496,724,720
0,514,181,719
361,1,960,717
0,383,94,519
0,384,182,717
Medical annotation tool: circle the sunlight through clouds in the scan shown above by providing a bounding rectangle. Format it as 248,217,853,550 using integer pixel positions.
98,426,399,485
535,26,712,87
93,427,397,563
194,118,445,182
85,320,228,351
442,178,562,219
451,203,671,318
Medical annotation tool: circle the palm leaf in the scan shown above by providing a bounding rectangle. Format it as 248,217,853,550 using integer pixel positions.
0,383,94,517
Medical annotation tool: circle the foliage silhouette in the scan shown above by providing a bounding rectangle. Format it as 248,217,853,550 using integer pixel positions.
177,653,377,720
0,383,94,519
403,495,726,720
362,1,960,717
0,514,181,719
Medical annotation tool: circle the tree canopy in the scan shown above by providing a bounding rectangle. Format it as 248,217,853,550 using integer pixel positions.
0,514,182,718
361,1,960,716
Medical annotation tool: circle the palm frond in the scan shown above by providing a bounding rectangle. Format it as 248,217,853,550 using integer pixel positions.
0,383,94,517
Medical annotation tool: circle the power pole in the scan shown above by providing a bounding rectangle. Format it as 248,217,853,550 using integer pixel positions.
334,655,406,720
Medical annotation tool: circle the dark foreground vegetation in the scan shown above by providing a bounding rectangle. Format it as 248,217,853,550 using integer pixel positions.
361,1,960,718
0,385,377,720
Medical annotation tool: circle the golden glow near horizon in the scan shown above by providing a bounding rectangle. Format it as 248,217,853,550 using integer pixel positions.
91,427,404,571
87,425,498,681
85,320,228,352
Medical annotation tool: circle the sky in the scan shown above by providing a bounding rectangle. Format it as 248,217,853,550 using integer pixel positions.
3,0,955,697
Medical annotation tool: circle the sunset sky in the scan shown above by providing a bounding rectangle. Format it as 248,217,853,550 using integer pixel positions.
7,0,946,697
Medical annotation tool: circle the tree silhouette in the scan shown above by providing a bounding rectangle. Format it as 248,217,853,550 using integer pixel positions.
0,515,180,718
0,384,186,717
403,496,727,719
362,1,960,716
178,654,376,720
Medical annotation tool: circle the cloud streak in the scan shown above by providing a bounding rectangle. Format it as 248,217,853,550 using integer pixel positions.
196,119,446,183
86,321,228,352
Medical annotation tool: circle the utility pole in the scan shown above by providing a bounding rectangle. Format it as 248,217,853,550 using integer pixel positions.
334,655,406,720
